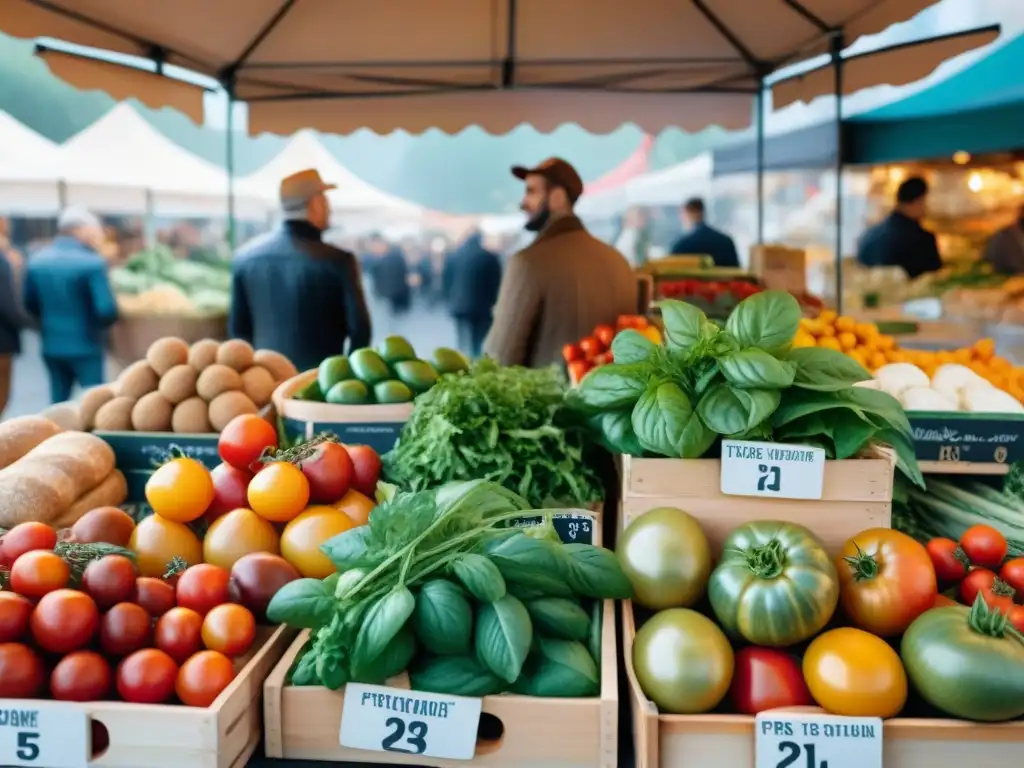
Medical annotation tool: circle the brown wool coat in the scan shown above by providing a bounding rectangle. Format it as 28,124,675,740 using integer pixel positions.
483,216,637,367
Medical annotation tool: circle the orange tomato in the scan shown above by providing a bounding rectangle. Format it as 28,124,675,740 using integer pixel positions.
176,650,235,707
145,458,215,524
280,507,354,578
129,514,203,578
973,338,996,361
818,337,841,351
834,316,856,333
837,332,857,351
817,324,836,338
247,462,310,523
875,335,896,352
869,352,887,370
640,325,662,345
334,489,375,527
803,628,907,718
792,332,816,349
201,604,256,657
202,508,280,571
9,550,70,598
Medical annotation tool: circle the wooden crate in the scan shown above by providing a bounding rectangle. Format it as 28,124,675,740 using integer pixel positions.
623,602,1024,768
619,451,895,555
263,601,618,767
6,625,295,768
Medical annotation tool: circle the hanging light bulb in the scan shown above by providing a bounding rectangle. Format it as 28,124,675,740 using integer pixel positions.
967,172,983,192
952,151,971,165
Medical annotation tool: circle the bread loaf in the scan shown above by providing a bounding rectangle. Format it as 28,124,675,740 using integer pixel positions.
0,416,63,470
57,470,129,528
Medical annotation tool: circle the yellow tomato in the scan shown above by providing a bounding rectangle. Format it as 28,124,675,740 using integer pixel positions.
792,331,816,348
281,507,355,578
818,310,837,324
247,462,310,523
847,350,867,367
834,316,856,334
333,489,375,527
973,337,995,361
875,335,896,352
884,349,906,364
817,324,836,338
837,332,857,351
869,352,887,370
145,458,215,523
640,326,662,345
803,628,907,718
818,337,841,352
990,356,1012,373
854,322,878,343
203,507,280,570
129,514,203,577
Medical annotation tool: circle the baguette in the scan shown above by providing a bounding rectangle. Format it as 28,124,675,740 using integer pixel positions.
18,432,116,496
56,470,129,528
0,416,63,470
0,462,77,528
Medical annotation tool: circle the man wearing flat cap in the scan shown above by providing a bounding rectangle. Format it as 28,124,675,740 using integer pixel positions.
230,169,372,371
484,158,637,367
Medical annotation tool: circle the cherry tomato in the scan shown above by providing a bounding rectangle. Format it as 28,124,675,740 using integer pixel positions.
593,352,613,366
176,650,235,707
959,525,1007,569
567,360,592,385
82,554,138,609
0,642,46,697
579,336,602,360
593,324,616,349
0,522,57,560
218,414,278,471
201,603,256,657
50,651,112,702
346,445,382,498
100,602,153,657
145,457,215,524
0,591,32,642
247,462,310,523
998,557,1024,597
176,563,231,615
155,607,204,663
31,589,99,654
926,537,969,583
135,576,176,617
205,462,254,525
299,441,354,504
116,648,178,704
730,647,812,715
10,549,70,598
1007,604,1024,633
961,568,1016,611
562,344,583,363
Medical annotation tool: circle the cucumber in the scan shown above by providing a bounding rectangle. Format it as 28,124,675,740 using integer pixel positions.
394,360,439,394
432,347,471,374
317,355,353,394
326,380,371,405
378,335,417,365
349,348,392,386
374,380,414,404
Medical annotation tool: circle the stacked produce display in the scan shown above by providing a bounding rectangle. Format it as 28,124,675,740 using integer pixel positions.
562,314,660,385
111,247,232,318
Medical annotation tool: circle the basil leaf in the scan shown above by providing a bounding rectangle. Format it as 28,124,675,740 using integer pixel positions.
587,600,602,668
590,409,646,456
321,526,381,571
475,595,533,683
562,543,634,598
656,300,706,351
843,387,913,438
631,382,697,458
352,586,416,671
525,597,591,642
486,536,574,597
352,625,417,684
611,329,656,363
725,290,802,355
698,383,781,436
875,427,926,489
832,412,878,459
288,648,319,686
409,655,508,696
511,638,599,697
788,347,872,390
450,553,507,603
771,388,865,428
413,579,473,656
577,363,648,409
266,578,334,629
720,348,796,389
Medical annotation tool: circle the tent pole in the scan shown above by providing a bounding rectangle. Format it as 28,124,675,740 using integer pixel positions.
756,77,765,245
226,80,236,251
832,33,845,315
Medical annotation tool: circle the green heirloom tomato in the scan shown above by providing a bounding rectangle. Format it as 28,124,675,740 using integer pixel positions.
616,507,711,610
632,608,733,714
901,599,1024,722
708,521,838,647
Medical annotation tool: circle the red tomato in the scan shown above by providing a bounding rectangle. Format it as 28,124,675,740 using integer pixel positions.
205,463,254,524
593,352,613,366
155,607,204,664
346,445,382,498
926,538,969,583
567,360,591,385
562,344,583,363
50,651,112,702
836,529,937,637
730,647,812,715
10,549,70,598
299,442,354,503
176,650,235,707
1007,605,1024,633
100,602,153,657
201,603,256,657
998,558,1024,597
961,568,1016,611
0,522,57,560
82,554,138,609
219,415,278,471
31,589,99,654
593,324,616,349
176,563,231,615
0,591,32,643
0,642,46,697
135,577,176,617
579,336,602,359
960,525,1008,569
116,648,178,704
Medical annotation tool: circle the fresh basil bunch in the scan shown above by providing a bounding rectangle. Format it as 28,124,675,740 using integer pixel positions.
578,291,924,487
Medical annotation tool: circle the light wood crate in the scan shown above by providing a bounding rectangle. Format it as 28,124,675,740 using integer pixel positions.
619,450,895,555
263,601,619,767
623,602,1024,768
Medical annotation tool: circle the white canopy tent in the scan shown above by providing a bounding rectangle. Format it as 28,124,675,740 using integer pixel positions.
56,103,270,218
0,111,63,214
626,154,714,207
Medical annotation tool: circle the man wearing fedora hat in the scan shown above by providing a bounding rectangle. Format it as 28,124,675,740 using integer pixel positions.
483,158,637,367
230,169,371,371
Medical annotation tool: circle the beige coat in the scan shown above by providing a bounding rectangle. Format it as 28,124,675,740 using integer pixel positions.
484,216,637,367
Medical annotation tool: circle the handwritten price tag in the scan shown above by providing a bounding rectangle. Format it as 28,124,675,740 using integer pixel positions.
755,713,882,768
0,702,89,768
721,440,825,500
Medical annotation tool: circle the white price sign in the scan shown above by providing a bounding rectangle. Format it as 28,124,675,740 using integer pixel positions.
0,702,89,768
755,713,882,768
721,440,826,500
339,683,482,760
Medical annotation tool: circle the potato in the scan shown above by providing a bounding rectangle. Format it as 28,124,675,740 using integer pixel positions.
0,416,63,469
146,337,190,377
172,397,212,434
117,361,159,399
208,391,258,432
158,364,198,405
196,364,243,402
188,339,220,372
131,392,174,432
241,365,277,408
93,397,137,432
79,385,115,430
216,339,255,372
253,349,299,382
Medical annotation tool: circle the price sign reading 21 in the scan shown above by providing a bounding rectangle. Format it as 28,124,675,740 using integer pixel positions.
755,713,882,768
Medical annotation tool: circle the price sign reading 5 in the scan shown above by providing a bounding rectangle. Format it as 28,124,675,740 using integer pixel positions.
755,713,882,768
0,702,89,768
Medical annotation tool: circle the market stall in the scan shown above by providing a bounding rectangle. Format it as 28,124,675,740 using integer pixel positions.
0,110,63,214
